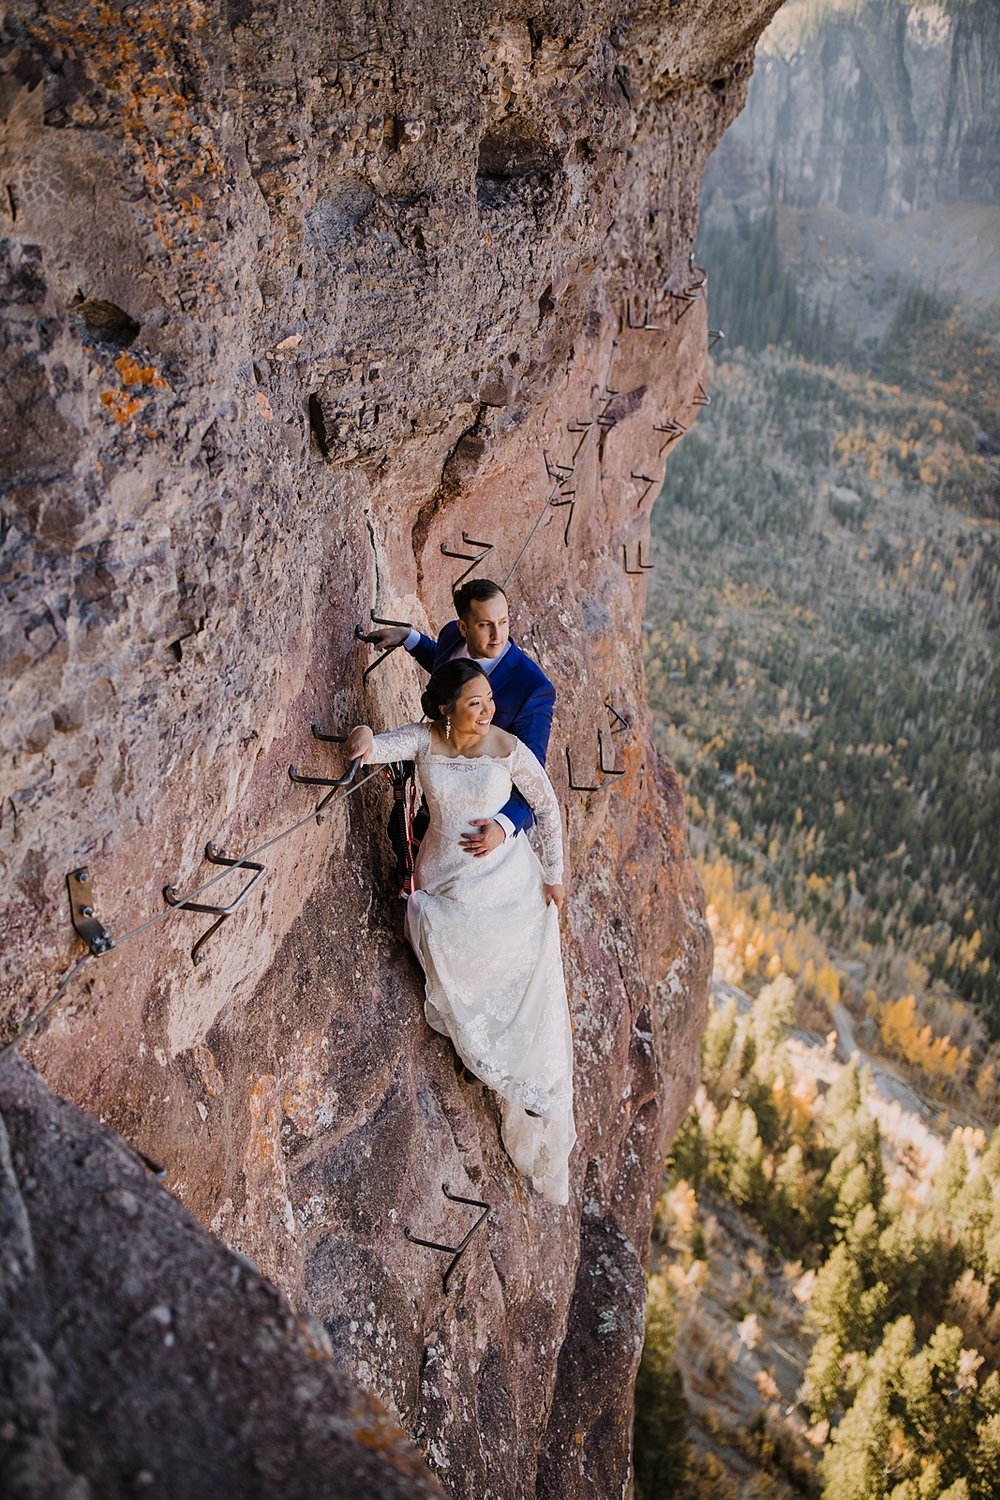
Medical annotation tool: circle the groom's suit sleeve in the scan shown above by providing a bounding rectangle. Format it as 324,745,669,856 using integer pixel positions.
404,629,438,672
405,618,461,673
498,672,557,836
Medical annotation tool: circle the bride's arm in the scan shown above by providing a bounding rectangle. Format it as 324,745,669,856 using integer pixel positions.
345,722,428,765
510,741,565,885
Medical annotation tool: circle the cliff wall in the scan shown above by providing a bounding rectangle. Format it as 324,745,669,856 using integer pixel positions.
704,0,1000,220
0,3,779,1495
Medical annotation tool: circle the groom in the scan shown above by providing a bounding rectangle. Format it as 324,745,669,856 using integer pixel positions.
365,578,556,856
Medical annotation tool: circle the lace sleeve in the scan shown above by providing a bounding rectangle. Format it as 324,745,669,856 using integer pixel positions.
367,722,430,764
510,740,565,883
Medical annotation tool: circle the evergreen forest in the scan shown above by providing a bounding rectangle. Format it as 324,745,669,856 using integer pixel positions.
646,242,1000,1074
635,988,1000,1498
634,7,1000,1486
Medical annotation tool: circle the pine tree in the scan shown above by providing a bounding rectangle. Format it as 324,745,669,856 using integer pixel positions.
808,1241,863,1348
702,999,739,1083
728,1107,767,1206
752,972,796,1070
820,1316,915,1499
633,1274,691,1500
825,1061,863,1151
710,1098,744,1191
670,1110,708,1191
952,1151,1000,1283
774,1141,805,1215
935,1134,970,1216
843,1200,880,1264
832,1162,879,1238
969,1369,1000,1496
802,1331,844,1422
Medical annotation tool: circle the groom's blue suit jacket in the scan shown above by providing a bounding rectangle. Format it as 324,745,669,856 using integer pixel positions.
409,620,556,836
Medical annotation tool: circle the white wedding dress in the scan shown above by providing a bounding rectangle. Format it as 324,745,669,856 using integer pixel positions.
366,724,575,1204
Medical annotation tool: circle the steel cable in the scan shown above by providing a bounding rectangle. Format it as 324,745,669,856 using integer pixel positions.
0,762,384,1060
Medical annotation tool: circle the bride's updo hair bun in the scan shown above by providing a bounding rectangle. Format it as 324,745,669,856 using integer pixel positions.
422,659,489,723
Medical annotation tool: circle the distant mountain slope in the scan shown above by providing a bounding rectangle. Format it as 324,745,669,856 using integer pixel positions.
703,0,1000,220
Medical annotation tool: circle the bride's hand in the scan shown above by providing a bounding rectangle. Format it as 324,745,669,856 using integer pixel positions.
543,883,566,913
345,725,375,765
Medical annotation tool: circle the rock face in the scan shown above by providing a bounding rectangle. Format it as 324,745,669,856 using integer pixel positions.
0,1052,446,1499
704,0,1000,220
1,3,779,1495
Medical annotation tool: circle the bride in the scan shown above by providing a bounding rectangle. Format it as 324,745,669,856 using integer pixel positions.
346,659,575,1205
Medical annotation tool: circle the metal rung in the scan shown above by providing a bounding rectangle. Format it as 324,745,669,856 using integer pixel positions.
626,297,664,332
605,698,632,735
631,472,656,507
164,845,267,966
404,1182,491,1294
289,755,362,822
687,251,708,289
623,541,654,575
598,729,625,778
440,533,495,588
550,492,576,546
543,449,574,482
355,612,414,683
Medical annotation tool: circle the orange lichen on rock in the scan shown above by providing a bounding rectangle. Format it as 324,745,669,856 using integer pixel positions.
282,1033,337,1137
243,1073,296,1289
95,352,171,428
114,352,171,389
193,1043,225,1097
246,1073,283,1175
28,1,223,265
99,388,144,424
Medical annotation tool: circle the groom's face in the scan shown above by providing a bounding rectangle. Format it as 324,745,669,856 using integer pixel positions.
458,593,510,659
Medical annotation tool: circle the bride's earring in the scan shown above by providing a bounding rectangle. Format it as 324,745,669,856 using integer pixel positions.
445,717,452,739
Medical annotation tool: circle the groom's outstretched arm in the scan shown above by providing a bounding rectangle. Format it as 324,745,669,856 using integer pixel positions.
403,628,437,673
497,679,557,836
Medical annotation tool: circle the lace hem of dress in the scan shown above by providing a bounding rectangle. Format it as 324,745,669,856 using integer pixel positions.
425,1002,570,1116
465,1050,572,1117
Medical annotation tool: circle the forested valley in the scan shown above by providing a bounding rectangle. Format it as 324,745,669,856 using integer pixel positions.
634,1,1000,1493
646,269,1000,1085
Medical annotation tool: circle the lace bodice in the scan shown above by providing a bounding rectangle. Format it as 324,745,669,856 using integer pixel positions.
367,723,564,883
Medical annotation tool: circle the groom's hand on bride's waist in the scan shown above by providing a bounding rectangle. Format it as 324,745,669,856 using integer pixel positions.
460,818,505,857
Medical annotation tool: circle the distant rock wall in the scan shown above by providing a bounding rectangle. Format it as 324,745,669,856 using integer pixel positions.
704,0,1000,220
1,3,779,1495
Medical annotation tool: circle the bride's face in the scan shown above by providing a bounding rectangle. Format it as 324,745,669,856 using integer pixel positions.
446,675,495,737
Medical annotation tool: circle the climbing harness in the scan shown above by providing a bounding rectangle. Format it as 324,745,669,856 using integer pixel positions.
385,760,420,898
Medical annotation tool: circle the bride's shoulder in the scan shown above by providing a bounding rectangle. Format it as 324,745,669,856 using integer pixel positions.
489,727,517,757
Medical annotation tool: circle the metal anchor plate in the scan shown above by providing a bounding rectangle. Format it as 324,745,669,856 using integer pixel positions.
67,868,114,955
